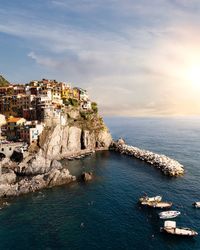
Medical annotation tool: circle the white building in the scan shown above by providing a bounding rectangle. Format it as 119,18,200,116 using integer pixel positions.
82,101,91,110
20,121,44,144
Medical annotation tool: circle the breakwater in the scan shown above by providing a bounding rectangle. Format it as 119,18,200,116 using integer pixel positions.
113,139,184,176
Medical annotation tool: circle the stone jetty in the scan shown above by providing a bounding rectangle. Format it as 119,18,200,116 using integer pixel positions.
112,139,184,176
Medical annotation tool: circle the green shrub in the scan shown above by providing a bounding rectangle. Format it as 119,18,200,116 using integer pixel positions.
0,75,10,86
91,102,98,113
63,99,70,106
80,110,93,120
69,98,78,107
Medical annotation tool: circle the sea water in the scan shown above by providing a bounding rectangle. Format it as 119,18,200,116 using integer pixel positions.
0,117,200,250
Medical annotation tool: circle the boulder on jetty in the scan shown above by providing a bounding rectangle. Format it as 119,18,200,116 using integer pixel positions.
117,138,126,145
113,140,184,177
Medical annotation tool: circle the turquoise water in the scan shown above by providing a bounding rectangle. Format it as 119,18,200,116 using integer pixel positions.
0,117,200,250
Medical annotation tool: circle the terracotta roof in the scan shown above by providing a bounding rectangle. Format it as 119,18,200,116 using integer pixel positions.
7,117,24,123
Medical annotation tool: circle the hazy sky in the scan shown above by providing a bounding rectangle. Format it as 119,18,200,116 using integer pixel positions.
1,0,200,116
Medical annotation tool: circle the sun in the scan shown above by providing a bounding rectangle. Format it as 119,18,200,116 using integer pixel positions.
187,65,200,89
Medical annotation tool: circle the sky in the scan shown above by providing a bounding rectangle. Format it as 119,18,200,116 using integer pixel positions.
0,0,200,116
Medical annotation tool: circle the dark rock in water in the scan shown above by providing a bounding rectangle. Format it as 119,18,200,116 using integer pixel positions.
81,172,93,182
45,168,76,187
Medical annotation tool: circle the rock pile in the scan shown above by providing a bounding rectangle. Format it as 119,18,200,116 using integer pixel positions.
113,140,184,176
0,159,76,198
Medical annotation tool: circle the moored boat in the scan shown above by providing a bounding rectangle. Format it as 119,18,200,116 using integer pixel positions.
161,221,198,237
193,202,200,208
141,201,172,208
159,210,180,219
139,195,162,203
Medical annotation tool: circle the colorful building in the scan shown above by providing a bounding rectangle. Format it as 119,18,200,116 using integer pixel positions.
19,121,44,144
6,117,26,140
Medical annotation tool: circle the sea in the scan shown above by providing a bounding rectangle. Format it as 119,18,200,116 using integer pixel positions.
0,117,200,250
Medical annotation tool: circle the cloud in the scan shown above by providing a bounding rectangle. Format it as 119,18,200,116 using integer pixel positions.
28,52,64,68
51,0,102,12
1,0,200,115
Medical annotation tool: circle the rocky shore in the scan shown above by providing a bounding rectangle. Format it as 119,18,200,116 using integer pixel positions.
0,158,76,198
112,139,184,176
0,111,185,201
0,112,112,199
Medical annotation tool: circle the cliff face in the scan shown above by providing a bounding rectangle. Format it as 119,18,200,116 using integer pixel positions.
0,106,112,198
38,110,112,161
38,125,112,160
16,109,112,176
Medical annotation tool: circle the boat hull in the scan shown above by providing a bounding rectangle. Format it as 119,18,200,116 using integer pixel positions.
193,202,200,208
161,228,198,237
159,211,180,219
141,201,172,209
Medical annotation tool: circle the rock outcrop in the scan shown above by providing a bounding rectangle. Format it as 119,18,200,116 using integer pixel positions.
0,109,112,198
0,160,76,198
81,172,93,182
96,130,113,148
68,126,82,152
39,123,112,161
0,170,16,185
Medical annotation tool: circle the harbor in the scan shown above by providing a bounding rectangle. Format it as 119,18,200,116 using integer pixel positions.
113,139,184,176
139,194,198,237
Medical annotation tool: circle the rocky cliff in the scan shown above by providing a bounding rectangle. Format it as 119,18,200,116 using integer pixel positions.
20,108,112,175
0,108,112,198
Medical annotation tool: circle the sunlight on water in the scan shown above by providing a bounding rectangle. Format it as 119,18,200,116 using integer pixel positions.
0,117,200,250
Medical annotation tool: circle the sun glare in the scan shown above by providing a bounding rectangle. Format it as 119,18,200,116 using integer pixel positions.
187,65,200,89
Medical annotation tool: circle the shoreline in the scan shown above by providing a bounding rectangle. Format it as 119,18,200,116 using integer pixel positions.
0,147,109,201
0,139,184,203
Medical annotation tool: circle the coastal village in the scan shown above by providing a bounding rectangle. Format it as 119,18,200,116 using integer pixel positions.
0,75,112,199
0,77,96,158
0,77,197,238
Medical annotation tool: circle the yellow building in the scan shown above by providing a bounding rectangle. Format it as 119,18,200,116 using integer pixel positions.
61,87,70,100
7,116,26,140
72,88,80,99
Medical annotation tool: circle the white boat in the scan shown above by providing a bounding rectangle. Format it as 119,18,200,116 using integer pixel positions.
193,202,200,208
139,195,162,203
161,221,198,237
159,210,180,219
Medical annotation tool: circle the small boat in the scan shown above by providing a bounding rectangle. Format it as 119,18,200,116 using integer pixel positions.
159,210,180,219
75,156,83,159
67,158,74,161
139,195,162,203
161,221,198,237
193,202,200,208
141,201,172,208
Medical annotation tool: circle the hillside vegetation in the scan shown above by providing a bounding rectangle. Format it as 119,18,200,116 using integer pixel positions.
0,75,10,87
